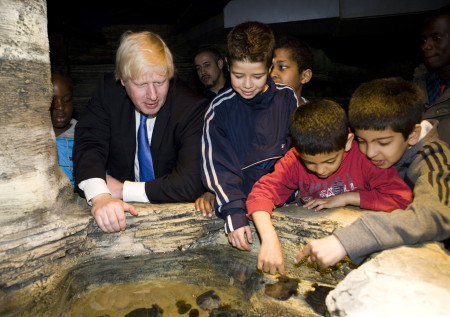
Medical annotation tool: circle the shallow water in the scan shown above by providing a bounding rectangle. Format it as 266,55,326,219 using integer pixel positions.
34,244,341,316
68,279,247,317
49,246,265,316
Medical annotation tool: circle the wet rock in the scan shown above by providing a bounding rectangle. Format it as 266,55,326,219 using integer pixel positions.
227,261,254,282
124,304,163,317
244,271,265,299
264,276,299,300
196,290,222,311
175,300,192,314
209,307,244,317
189,308,199,316
305,283,334,316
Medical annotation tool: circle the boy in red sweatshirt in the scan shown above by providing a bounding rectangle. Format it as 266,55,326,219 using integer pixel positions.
246,99,412,275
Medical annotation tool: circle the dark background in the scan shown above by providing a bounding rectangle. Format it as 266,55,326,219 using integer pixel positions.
46,0,438,117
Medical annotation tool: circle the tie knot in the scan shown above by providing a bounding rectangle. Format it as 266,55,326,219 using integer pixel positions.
140,114,147,125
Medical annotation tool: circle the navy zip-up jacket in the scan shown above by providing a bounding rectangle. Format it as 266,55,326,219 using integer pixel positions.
201,77,298,233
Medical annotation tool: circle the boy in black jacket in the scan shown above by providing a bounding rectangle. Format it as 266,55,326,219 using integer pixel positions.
197,21,298,250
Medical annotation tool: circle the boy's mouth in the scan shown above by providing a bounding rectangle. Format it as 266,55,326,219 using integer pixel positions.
371,159,385,167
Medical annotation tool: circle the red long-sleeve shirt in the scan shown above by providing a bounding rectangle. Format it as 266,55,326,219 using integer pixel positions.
246,142,412,216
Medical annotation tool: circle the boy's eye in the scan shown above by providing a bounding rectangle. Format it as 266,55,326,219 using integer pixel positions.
279,65,287,71
356,138,366,144
379,142,390,146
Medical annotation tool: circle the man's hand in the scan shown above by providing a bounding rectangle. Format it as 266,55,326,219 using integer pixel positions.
106,174,124,199
195,191,215,217
228,225,253,251
91,193,138,232
294,235,347,268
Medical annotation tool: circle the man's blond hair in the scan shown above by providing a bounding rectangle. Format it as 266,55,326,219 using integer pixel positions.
115,31,174,81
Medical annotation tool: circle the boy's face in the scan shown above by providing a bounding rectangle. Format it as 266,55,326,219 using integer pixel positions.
229,60,268,99
355,126,420,169
300,149,346,179
50,77,73,129
271,48,302,94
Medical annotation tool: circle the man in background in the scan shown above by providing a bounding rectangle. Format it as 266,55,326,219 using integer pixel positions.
194,46,229,101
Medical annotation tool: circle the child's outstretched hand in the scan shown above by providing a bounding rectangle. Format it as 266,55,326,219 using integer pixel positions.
294,235,347,269
228,225,253,251
302,192,360,211
257,231,285,275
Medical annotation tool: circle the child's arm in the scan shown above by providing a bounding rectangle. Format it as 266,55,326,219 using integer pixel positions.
302,161,450,267
295,235,347,268
252,211,285,275
201,104,250,232
302,192,361,211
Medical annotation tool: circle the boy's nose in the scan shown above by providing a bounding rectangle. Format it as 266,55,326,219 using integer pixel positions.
270,69,278,79
316,165,326,176
243,77,252,88
366,144,378,159
53,99,63,110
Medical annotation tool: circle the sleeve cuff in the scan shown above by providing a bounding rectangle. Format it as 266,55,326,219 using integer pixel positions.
123,181,149,203
246,199,275,218
78,178,110,205
224,213,249,234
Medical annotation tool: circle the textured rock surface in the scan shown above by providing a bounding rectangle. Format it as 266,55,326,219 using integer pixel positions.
326,243,450,317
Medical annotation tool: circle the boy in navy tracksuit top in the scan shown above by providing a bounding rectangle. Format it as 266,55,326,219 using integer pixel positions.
199,21,298,250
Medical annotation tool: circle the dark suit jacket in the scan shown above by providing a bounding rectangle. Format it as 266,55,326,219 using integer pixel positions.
73,73,209,203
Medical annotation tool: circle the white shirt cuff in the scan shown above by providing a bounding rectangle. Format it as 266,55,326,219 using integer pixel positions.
78,178,111,205
123,181,149,203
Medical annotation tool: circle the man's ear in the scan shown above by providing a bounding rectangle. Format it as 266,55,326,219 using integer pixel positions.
120,79,126,87
407,124,421,146
218,59,224,70
344,133,354,152
300,69,312,84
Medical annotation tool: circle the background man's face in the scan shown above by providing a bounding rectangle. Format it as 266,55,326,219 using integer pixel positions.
420,14,450,71
195,52,223,89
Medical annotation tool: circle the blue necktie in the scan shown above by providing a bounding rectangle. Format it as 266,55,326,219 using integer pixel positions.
138,114,155,181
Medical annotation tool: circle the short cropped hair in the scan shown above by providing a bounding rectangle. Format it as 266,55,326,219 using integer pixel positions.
291,99,349,155
195,46,224,63
226,21,275,69
115,31,174,81
348,78,425,139
274,35,314,72
51,69,73,93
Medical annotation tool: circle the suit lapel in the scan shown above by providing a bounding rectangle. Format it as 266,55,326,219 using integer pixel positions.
151,80,174,166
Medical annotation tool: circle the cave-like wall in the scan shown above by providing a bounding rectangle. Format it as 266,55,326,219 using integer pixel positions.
0,0,72,222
